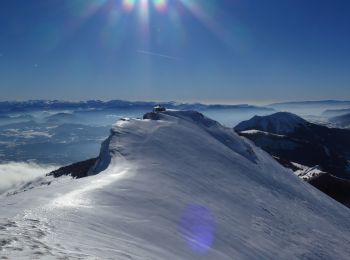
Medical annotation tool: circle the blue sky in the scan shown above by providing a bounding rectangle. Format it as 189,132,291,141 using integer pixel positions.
0,0,349,104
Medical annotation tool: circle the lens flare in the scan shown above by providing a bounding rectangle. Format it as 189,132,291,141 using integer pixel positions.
179,204,215,253
178,0,229,44
153,0,167,12
138,0,150,36
122,0,136,12
139,0,150,18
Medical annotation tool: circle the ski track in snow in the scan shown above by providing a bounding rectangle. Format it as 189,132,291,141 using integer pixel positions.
0,210,91,259
0,162,132,259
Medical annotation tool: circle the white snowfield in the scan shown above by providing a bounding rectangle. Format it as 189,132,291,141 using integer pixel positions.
1,110,350,259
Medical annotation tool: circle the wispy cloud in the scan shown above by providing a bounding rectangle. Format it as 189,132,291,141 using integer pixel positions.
0,162,57,194
137,50,181,61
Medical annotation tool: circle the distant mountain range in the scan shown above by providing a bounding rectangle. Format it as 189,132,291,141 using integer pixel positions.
268,100,350,116
2,99,350,114
269,100,350,107
0,100,274,112
323,108,350,117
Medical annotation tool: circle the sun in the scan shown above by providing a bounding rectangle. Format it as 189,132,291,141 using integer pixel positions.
122,0,168,13
62,0,225,49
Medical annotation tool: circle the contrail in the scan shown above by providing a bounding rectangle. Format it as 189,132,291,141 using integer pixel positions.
137,50,181,61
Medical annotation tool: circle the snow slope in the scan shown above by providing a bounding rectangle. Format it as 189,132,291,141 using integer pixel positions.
1,110,350,259
235,112,308,134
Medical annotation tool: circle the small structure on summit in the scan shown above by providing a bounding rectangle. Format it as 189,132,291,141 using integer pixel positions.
153,105,166,112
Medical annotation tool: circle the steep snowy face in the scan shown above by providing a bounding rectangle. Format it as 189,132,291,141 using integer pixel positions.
235,112,308,134
2,110,350,259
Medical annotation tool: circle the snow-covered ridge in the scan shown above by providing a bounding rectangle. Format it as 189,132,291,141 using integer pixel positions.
2,110,350,259
235,112,308,134
90,110,258,176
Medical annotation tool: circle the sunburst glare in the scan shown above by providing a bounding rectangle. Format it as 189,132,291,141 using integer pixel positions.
59,0,229,53
66,0,221,34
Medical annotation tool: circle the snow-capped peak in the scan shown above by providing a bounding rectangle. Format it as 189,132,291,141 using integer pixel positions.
144,109,220,127
235,112,308,134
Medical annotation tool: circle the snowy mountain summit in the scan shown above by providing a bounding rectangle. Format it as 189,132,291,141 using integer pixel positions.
235,112,308,135
2,110,350,259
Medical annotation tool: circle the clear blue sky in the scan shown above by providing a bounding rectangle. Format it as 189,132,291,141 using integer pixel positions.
0,0,349,104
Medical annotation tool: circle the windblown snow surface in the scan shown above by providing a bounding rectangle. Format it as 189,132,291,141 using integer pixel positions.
1,110,350,259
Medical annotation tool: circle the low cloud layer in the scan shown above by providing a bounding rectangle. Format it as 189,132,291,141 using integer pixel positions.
0,162,57,194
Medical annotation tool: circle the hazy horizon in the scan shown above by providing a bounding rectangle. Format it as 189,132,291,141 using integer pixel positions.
1,98,350,107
